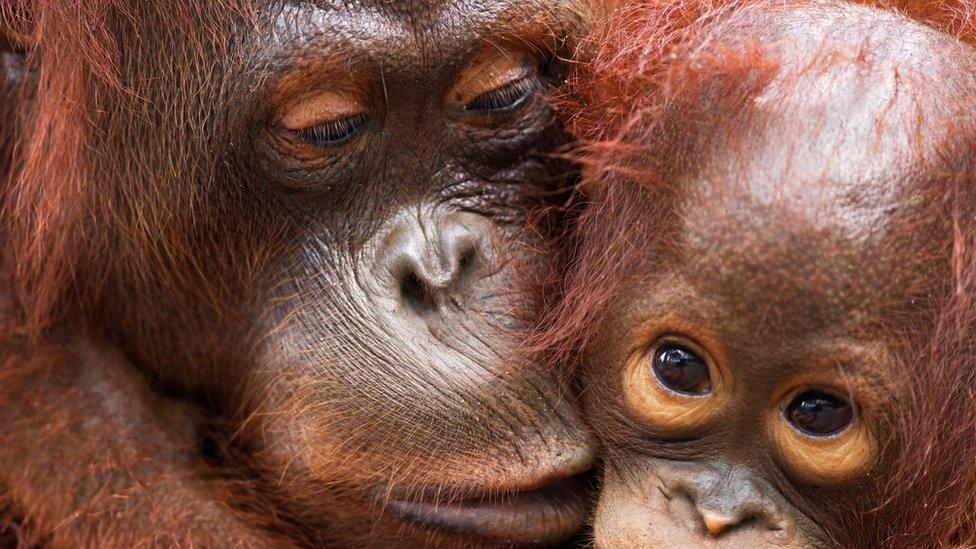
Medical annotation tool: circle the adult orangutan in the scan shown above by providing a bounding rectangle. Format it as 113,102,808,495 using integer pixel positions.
532,0,976,547
0,1,607,546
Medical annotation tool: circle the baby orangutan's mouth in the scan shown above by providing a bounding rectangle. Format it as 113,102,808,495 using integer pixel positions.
379,473,592,545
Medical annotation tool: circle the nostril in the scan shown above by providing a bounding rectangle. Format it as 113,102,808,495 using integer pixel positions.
453,242,477,287
394,233,481,315
400,269,434,315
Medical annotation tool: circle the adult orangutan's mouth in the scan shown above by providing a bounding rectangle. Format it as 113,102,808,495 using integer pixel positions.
381,473,592,545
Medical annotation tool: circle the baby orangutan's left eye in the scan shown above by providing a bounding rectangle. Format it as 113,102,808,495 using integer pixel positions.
652,342,712,396
786,390,854,436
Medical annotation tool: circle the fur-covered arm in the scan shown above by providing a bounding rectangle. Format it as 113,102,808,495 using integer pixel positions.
0,334,295,548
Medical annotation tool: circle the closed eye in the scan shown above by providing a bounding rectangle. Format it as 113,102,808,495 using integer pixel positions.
295,113,371,147
463,74,541,114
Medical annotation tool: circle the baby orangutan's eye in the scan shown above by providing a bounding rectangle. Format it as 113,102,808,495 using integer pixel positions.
786,390,854,437
623,335,728,436
652,342,712,396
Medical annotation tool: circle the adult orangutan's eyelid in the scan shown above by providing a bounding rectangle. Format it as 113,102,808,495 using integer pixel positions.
278,89,370,132
448,47,541,109
463,72,541,113
294,113,372,147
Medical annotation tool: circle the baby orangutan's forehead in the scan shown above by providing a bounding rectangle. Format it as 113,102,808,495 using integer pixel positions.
676,187,947,340
674,108,958,338
678,122,946,334
675,109,954,339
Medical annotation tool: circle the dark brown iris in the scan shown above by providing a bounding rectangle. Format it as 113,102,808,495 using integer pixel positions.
651,343,712,396
787,391,854,436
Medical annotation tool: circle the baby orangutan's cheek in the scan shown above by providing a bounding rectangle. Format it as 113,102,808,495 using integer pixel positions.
594,467,807,549
592,470,662,548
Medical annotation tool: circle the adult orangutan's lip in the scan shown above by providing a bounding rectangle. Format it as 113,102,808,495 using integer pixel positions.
381,473,592,545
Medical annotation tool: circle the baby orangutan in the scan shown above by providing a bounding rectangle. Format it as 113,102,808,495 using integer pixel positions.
535,0,976,546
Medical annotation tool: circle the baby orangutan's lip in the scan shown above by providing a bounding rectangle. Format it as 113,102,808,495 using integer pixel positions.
379,472,592,545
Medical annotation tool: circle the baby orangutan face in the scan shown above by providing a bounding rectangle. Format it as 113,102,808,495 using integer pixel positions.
588,176,923,547
565,2,976,547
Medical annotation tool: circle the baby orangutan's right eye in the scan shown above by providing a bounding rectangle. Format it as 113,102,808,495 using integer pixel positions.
652,342,712,396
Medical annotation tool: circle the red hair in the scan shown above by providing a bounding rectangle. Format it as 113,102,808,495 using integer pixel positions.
531,1,976,545
1,1,123,333
1,0,259,338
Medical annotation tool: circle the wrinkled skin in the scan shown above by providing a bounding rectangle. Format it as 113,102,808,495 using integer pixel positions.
553,3,976,547
0,1,598,546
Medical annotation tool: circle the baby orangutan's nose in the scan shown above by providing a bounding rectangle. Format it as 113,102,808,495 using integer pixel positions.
701,510,745,536
628,462,795,547
592,462,817,548
660,462,792,540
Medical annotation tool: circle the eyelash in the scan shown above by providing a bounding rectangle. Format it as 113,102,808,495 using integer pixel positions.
292,69,541,147
296,113,371,147
463,73,541,114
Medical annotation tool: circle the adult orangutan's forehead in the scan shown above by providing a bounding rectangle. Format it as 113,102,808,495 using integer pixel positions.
270,0,579,65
